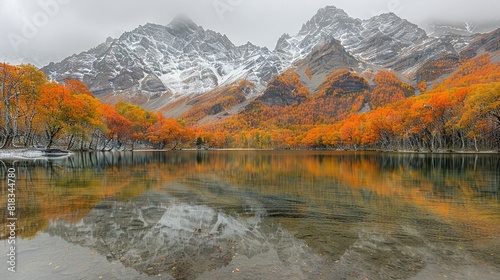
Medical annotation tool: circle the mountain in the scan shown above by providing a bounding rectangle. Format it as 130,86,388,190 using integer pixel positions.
422,19,500,37
275,7,428,72
42,15,284,109
42,6,499,118
256,70,311,107
2,53,60,68
461,28,500,59
293,36,362,92
275,6,363,61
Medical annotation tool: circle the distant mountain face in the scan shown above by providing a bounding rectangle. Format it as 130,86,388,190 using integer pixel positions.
42,6,499,114
42,15,284,107
422,19,500,37
277,8,428,69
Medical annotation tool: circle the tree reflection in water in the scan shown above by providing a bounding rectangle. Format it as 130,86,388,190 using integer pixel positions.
0,151,499,279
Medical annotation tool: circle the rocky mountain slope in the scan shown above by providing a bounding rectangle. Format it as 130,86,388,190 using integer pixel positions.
276,7,428,69
43,15,284,107
42,6,499,116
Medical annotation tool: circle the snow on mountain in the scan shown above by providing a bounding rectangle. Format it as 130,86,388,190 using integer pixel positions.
276,7,435,73
275,6,363,61
388,37,459,75
42,6,490,108
43,15,283,102
355,13,427,65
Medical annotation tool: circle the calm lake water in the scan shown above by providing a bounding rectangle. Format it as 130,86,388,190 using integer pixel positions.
1,151,500,280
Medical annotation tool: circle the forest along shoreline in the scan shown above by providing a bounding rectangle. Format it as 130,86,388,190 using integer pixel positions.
1,56,499,153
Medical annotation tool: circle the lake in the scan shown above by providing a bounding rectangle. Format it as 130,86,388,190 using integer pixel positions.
1,151,500,280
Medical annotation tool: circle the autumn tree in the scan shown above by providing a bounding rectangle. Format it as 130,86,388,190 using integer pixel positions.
257,69,311,107
370,71,414,109
458,83,500,150
302,126,326,148
147,112,193,149
363,107,402,149
115,102,158,144
0,63,21,148
35,82,103,148
36,83,72,147
64,79,94,96
0,64,48,148
18,65,48,146
101,104,134,149
67,93,105,150
418,81,427,93
340,115,364,150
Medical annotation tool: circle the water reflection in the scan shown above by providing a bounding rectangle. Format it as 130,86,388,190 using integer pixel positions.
1,151,499,279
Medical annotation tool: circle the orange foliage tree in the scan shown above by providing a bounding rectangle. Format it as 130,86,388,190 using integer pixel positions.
0,63,197,150
147,112,193,149
37,82,80,147
0,64,48,147
101,104,134,149
370,71,414,109
115,101,158,143
2,55,499,152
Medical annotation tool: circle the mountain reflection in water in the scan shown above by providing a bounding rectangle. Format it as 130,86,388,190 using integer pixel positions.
1,151,499,280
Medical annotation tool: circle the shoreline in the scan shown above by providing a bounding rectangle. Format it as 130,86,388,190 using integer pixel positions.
135,148,500,154
90,148,500,155
0,147,498,159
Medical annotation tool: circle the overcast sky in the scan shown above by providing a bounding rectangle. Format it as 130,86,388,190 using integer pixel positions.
1,0,499,66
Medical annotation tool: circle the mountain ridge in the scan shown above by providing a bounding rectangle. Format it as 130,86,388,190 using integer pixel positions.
41,5,499,116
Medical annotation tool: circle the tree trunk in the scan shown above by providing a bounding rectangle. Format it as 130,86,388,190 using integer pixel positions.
79,137,84,151
45,129,58,149
0,133,14,149
88,130,97,151
460,132,465,151
46,137,54,149
101,139,112,151
23,130,34,147
67,134,75,150
171,142,178,150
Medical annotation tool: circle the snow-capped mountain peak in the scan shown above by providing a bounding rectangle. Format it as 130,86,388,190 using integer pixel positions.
42,6,493,110
43,15,282,103
298,6,354,35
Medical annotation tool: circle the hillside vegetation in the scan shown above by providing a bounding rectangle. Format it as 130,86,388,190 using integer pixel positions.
1,54,499,152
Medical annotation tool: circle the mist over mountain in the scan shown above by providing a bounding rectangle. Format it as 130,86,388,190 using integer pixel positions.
421,18,500,37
